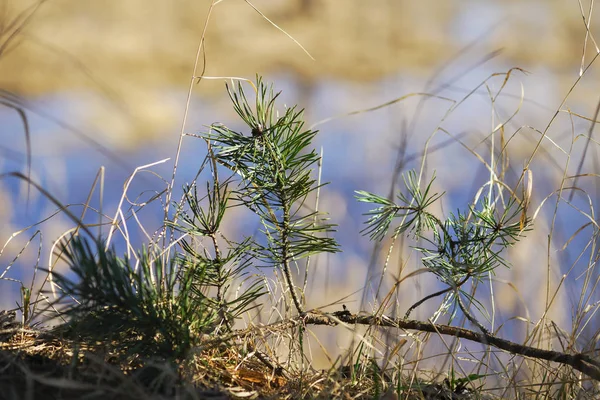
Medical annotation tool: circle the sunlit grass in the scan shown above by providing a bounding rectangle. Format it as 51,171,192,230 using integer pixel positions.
2,1,600,399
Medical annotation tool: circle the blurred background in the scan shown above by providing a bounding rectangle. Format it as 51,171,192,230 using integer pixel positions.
2,0,600,369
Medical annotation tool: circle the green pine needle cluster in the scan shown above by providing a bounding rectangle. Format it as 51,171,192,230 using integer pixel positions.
50,237,214,360
357,170,530,331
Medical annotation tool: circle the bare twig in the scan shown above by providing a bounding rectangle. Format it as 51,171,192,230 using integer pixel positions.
201,310,600,382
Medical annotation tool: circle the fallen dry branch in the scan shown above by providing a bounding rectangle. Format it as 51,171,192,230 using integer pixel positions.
202,310,600,382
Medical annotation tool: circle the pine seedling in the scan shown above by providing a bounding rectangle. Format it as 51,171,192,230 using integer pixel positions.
207,76,340,314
